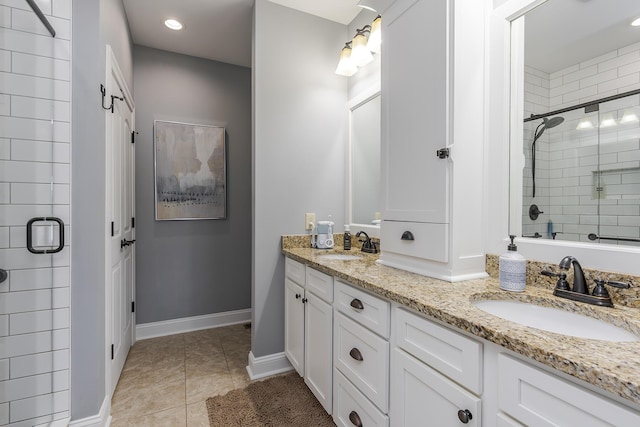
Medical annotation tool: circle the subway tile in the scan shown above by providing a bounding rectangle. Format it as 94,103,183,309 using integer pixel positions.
549,80,579,98
52,328,67,350
0,182,8,204
0,0,51,14
0,247,69,272
0,402,7,424
0,227,8,249
0,289,51,315
0,49,9,72
562,85,598,104
11,96,69,122
0,331,51,359
524,65,549,79
0,72,70,101
599,50,640,73
52,288,67,309
11,8,70,40
10,184,69,205
0,117,69,143
598,73,639,94
579,51,618,69
549,76,562,89
0,5,9,28
9,390,68,423
600,225,639,238
524,81,548,98
9,308,68,335
0,314,7,336
550,64,579,80
0,93,9,115
0,138,8,159
618,60,640,77
618,216,640,227
579,215,598,225
11,140,69,163
0,160,56,184
0,373,53,403
579,68,617,89
563,64,597,85
52,0,70,19
600,139,640,154
622,172,640,184
563,205,597,215
52,370,67,392
9,267,68,292
618,41,640,56
0,28,69,61
0,359,7,381
10,349,67,379
11,51,69,81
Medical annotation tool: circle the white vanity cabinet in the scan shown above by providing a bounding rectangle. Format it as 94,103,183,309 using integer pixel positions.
378,0,486,281
333,280,390,426
283,258,333,413
391,307,482,426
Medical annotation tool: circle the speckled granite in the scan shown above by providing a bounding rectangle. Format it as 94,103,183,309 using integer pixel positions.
283,243,640,406
486,254,640,308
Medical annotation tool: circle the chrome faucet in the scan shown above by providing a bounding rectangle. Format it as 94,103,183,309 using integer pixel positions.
355,231,379,254
541,256,630,307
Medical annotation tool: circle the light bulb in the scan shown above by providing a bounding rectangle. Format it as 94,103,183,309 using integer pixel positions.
620,111,639,124
164,19,183,30
576,119,594,130
600,114,616,128
335,45,357,77
367,16,381,53
351,32,373,67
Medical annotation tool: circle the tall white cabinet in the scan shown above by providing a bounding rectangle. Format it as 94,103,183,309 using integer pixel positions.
377,0,487,281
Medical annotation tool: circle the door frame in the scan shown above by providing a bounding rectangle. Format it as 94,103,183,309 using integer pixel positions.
104,44,136,398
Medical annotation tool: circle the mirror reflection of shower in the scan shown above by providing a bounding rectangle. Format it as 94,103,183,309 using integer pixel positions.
531,116,564,197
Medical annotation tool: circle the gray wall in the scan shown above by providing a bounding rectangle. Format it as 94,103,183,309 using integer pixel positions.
133,46,252,324
252,0,348,358
71,0,133,419
348,9,381,102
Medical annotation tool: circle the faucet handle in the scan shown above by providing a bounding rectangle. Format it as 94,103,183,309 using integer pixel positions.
592,278,631,298
541,270,569,291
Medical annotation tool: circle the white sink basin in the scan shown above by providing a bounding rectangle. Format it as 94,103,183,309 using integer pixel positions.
317,254,362,261
473,300,639,342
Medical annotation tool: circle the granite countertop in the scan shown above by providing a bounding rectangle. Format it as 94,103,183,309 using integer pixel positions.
282,244,640,407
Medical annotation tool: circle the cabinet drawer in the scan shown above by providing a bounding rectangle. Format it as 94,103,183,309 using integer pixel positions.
333,370,389,427
499,354,640,426
394,308,482,394
306,267,333,303
285,257,305,285
335,280,390,338
381,220,448,263
334,312,389,413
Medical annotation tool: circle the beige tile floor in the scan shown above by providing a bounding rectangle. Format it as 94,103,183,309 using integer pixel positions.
111,323,252,426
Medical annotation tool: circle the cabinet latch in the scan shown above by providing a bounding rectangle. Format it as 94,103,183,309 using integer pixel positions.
436,148,450,159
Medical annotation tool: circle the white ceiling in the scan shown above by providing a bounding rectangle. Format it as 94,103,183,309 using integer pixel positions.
122,0,362,68
525,0,640,73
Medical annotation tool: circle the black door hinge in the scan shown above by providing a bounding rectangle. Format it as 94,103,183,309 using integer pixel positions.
111,344,114,360
132,301,135,313
111,221,115,237
436,148,450,159
132,217,135,228
131,131,138,144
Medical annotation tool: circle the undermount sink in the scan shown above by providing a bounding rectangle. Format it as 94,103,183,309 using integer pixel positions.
317,254,362,261
473,300,640,342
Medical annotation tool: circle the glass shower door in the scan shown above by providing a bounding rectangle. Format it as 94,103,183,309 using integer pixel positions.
0,1,71,425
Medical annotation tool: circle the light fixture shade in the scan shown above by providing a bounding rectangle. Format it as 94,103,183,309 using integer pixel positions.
164,18,183,30
336,45,358,77
351,33,374,67
600,114,616,128
367,16,382,53
620,110,639,124
576,119,594,130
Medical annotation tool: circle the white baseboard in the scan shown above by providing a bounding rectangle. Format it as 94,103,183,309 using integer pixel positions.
69,395,111,427
246,351,293,380
136,308,251,340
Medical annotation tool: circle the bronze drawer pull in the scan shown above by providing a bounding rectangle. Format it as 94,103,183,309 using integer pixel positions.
350,298,364,310
349,410,363,426
349,348,363,361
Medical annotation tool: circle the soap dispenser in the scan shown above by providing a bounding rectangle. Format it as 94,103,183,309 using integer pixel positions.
499,235,526,292
344,225,352,250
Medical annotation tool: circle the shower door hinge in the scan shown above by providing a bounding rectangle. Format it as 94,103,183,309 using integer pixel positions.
132,217,135,228
111,221,115,237
111,344,114,360
436,148,450,159
131,131,138,144
132,301,135,313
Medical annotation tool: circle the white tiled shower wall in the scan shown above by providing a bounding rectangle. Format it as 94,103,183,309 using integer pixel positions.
523,41,640,244
0,1,71,426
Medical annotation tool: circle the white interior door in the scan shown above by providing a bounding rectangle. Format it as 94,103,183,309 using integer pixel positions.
105,45,135,396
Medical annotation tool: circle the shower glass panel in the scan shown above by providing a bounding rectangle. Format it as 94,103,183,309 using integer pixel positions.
0,1,70,425
522,91,640,246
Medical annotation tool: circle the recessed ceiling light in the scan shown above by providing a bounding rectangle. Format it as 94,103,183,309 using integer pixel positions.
164,19,183,31
631,17,640,27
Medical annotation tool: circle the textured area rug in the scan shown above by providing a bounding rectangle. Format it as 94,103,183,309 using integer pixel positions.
206,372,335,426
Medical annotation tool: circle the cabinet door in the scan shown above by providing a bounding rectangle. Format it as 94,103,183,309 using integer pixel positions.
390,348,481,427
381,0,450,224
305,292,333,414
285,278,305,376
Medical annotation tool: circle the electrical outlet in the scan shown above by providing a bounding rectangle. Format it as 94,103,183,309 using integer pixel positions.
305,213,316,230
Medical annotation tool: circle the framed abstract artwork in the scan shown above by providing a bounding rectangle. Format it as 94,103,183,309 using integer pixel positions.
154,120,226,220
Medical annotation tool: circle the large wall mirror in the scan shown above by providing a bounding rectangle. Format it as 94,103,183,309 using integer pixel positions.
348,86,381,236
513,0,640,247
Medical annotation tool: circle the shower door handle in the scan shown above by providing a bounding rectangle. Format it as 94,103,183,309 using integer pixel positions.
27,217,65,254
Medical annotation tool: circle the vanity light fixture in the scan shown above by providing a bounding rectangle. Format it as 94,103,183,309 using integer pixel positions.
631,17,640,26
164,18,183,30
600,114,617,128
335,42,358,77
368,15,382,53
620,110,639,124
351,26,374,66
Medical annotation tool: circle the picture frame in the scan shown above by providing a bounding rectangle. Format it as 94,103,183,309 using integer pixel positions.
154,120,226,220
